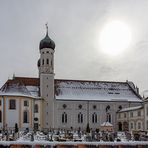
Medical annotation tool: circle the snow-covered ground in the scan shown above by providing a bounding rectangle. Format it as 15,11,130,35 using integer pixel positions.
1,141,148,146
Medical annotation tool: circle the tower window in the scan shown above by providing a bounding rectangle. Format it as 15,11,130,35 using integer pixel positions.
46,51,49,53
42,59,44,65
47,59,49,65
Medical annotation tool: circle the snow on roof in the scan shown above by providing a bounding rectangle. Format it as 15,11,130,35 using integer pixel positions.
101,122,113,127
55,80,142,102
0,77,142,102
0,77,40,98
118,105,143,112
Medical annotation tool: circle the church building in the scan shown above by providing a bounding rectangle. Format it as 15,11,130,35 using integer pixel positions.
0,28,143,131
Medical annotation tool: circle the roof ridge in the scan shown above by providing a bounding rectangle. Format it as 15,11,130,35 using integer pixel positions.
55,79,127,84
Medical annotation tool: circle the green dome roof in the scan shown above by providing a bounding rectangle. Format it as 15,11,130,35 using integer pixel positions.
39,33,55,50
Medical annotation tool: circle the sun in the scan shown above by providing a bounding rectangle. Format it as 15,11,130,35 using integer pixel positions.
99,21,132,56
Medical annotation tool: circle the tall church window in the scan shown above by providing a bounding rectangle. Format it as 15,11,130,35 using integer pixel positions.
42,59,44,65
34,104,38,113
62,112,67,123
0,110,2,122
106,113,111,123
47,59,49,65
78,112,83,123
23,110,29,123
92,112,97,123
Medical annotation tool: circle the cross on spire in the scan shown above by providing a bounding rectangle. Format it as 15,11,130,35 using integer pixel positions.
45,23,48,36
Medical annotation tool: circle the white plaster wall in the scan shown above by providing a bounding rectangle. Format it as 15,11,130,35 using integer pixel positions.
54,100,133,130
6,98,19,128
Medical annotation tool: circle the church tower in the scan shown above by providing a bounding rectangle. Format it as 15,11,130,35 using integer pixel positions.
37,25,55,129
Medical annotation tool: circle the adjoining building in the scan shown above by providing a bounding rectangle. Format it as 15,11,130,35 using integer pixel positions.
0,28,143,131
116,97,148,133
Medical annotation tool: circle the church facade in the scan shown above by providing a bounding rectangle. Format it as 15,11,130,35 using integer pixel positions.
0,30,143,131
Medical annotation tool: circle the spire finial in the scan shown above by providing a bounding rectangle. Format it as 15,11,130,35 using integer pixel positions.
45,23,48,36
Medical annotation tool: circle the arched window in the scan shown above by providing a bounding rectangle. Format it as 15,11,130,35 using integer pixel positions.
34,104,38,113
42,59,44,65
46,59,49,65
62,112,67,123
23,110,29,123
92,112,97,123
106,113,111,123
78,112,83,123
0,110,2,122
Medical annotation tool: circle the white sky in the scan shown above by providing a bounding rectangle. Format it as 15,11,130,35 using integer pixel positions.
0,0,148,93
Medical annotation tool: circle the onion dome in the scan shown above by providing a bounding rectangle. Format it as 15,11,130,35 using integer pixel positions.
39,25,55,50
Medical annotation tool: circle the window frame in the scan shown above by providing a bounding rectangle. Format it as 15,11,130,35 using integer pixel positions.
9,99,16,110
24,100,29,107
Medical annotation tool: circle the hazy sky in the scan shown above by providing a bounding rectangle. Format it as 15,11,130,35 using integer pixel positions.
0,0,148,93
